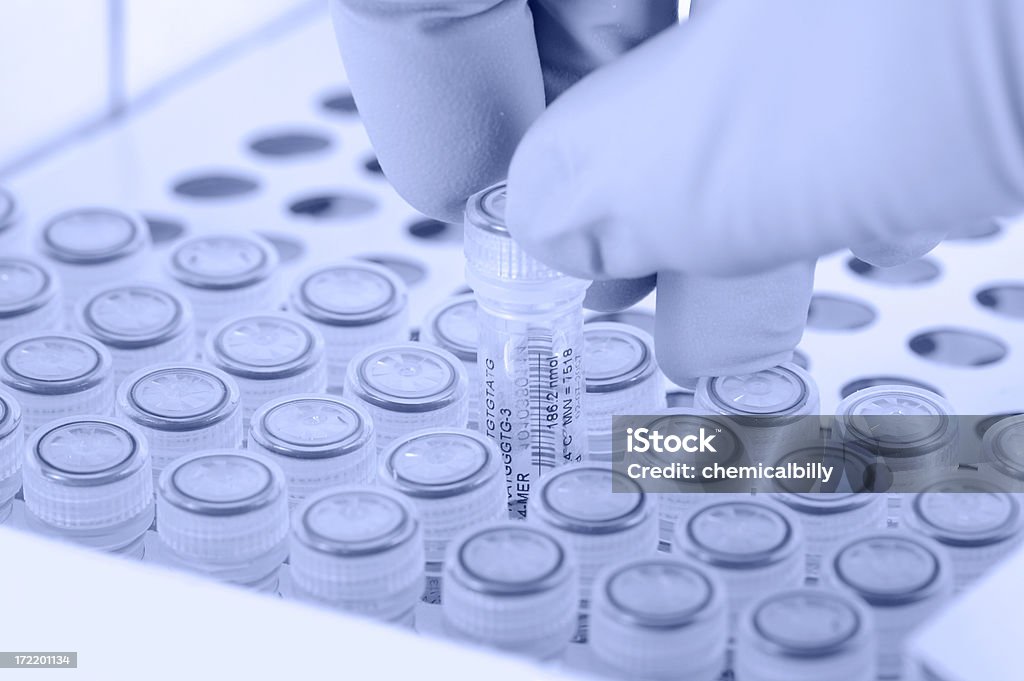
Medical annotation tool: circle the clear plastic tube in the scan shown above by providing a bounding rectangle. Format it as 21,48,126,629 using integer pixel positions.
0,387,24,524
464,182,590,519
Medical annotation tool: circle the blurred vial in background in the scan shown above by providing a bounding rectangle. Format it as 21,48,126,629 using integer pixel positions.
116,363,243,481
528,465,659,642
203,313,327,431
982,414,1024,491
583,322,664,462
166,233,280,339
378,428,505,607
734,587,877,681
289,261,408,394
695,363,821,464
834,385,959,524
0,256,62,343
442,522,578,659
0,187,24,252
249,394,376,505
289,486,424,625
157,449,289,592
36,208,151,312
74,283,196,385
0,388,23,524
586,556,729,681
345,343,468,456
672,499,805,623
901,480,1023,591
0,332,114,435
823,531,954,679
21,416,154,558
464,182,590,519
420,293,478,429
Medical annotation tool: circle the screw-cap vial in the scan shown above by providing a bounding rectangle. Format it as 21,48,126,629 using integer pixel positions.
823,532,954,679
672,499,805,620
116,363,243,479
289,261,409,392
203,313,327,430
584,322,664,461
0,256,62,343
249,394,376,505
589,557,729,681
75,283,196,384
0,333,114,435
37,208,151,309
157,449,289,591
735,587,877,681
345,343,468,454
0,388,24,524
982,415,1024,491
443,522,578,658
290,486,424,624
166,233,280,337
420,294,478,427
22,416,154,557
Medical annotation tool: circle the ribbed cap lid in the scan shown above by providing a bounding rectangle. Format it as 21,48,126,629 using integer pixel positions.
290,260,407,327
205,313,325,381
420,294,477,363
696,363,816,418
76,282,193,349
835,385,957,457
39,208,149,265
118,363,241,432
983,415,1024,481
22,416,153,529
0,257,60,323
167,232,277,290
0,332,112,395
827,532,952,606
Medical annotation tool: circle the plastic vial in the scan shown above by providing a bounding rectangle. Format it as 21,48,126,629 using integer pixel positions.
0,187,23,252
528,464,659,642
248,394,376,505
0,256,62,343
823,531,954,679
587,556,729,681
289,260,409,393
583,322,664,462
165,232,280,338
982,414,1024,491
157,449,289,592
379,428,506,605
0,332,114,436
21,416,154,557
442,522,578,659
901,480,1023,591
203,313,327,430
734,587,877,681
116,363,243,480
420,293,479,429
463,182,590,519
74,283,196,385
345,343,468,456
37,208,151,311
289,486,425,624
834,385,958,524
695,363,821,465
672,499,805,622
0,387,24,524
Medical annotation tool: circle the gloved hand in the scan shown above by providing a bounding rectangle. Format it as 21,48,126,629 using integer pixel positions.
329,0,1024,383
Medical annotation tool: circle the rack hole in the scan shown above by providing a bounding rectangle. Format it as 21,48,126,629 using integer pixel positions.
946,221,1002,241
322,90,358,115
846,257,941,286
289,192,377,220
908,328,1007,367
256,232,306,264
364,156,384,175
143,215,186,244
976,285,1024,320
806,294,876,331
173,173,259,199
359,255,427,286
249,131,331,158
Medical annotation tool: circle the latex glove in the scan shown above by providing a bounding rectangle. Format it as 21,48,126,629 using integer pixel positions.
330,1,1024,382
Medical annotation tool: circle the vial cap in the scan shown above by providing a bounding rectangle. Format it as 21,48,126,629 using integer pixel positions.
0,334,111,395
293,487,418,556
832,534,944,605
452,524,571,595
702,365,810,416
160,450,283,516
0,387,22,442
168,233,277,290
423,294,477,363
768,441,875,497
838,385,954,452
584,322,656,394
250,395,372,459
533,465,649,535
348,344,463,412
40,208,147,264
79,284,190,349
0,258,58,319
679,501,799,568
207,314,323,380
382,429,496,498
601,558,715,628
983,415,1024,480
632,410,745,467
910,489,1021,547
119,364,240,432
751,589,865,656
292,261,406,327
